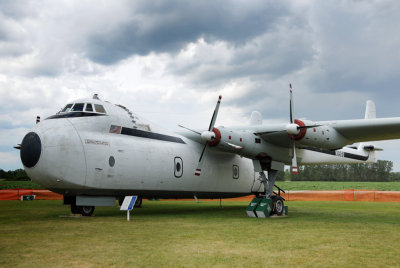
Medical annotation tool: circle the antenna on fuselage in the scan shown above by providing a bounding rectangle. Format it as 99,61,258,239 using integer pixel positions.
93,94,100,100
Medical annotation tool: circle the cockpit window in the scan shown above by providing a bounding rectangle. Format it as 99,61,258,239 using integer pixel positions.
85,103,93,112
61,104,73,113
71,103,85,112
47,101,108,120
94,104,106,113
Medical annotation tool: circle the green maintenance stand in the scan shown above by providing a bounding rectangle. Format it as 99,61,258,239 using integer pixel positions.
246,195,288,218
255,198,273,218
246,197,263,218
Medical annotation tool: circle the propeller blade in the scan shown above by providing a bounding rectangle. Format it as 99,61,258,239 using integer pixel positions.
292,140,298,174
290,84,298,175
195,95,223,176
297,124,321,130
289,84,294,124
177,125,202,135
254,130,286,136
208,95,222,131
195,142,208,176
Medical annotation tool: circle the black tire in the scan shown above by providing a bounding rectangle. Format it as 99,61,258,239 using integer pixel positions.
134,197,142,208
70,203,80,214
79,206,95,216
274,198,284,216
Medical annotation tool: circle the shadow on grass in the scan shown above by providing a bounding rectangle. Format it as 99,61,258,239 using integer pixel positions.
95,202,248,219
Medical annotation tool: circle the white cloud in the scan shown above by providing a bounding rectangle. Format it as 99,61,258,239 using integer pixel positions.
0,151,21,169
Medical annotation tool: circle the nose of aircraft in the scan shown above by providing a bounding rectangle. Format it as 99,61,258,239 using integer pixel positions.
20,132,42,168
21,119,87,192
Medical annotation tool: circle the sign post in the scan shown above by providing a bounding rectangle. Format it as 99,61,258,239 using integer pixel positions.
120,196,138,221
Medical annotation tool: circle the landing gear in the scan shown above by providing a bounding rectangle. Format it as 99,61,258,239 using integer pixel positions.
272,196,284,216
70,203,80,214
70,204,95,216
80,206,95,216
247,165,287,218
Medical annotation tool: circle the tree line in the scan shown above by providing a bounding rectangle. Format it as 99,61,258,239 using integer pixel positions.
0,169,30,181
277,160,400,181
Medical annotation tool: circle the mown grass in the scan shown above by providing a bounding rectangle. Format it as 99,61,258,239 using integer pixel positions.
0,200,399,267
0,180,44,190
277,181,400,191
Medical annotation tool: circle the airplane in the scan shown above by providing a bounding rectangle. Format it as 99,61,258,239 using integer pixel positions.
17,88,400,216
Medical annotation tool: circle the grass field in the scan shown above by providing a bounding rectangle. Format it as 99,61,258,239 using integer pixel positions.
277,181,400,191
2,180,400,191
0,200,399,267
0,181,44,190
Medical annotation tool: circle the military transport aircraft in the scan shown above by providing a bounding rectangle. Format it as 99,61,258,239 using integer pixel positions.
17,89,400,216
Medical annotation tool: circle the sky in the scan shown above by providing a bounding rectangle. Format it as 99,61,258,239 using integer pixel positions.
1,0,400,171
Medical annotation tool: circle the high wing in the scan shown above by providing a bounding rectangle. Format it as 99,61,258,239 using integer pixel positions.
319,118,400,143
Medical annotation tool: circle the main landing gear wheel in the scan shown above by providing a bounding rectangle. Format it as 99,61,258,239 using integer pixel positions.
70,203,80,214
70,204,95,216
273,198,284,216
80,206,95,216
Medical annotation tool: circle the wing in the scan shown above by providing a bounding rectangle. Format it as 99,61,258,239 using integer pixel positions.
322,117,400,142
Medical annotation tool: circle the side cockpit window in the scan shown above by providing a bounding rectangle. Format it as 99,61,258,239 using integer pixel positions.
85,103,93,112
61,104,73,113
94,104,106,114
71,103,85,111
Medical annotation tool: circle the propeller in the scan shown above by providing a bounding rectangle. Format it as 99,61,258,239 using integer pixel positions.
288,84,300,175
195,95,222,176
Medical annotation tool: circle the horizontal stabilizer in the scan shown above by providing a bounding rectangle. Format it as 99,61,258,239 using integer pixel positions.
363,145,383,151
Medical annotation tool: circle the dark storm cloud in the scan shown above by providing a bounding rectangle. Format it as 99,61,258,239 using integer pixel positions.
86,0,290,64
307,1,400,93
168,22,315,88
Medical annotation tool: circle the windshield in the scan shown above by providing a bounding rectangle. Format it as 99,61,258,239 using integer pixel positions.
61,104,73,113
71,103,85,112
49,102,107,119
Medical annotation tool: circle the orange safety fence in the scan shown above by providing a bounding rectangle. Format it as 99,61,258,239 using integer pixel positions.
1,189,400,202
0,189,62,200
32,190,63,200
196,189,400,202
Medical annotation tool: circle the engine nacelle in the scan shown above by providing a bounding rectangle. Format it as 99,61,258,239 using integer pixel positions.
295,120,350,149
